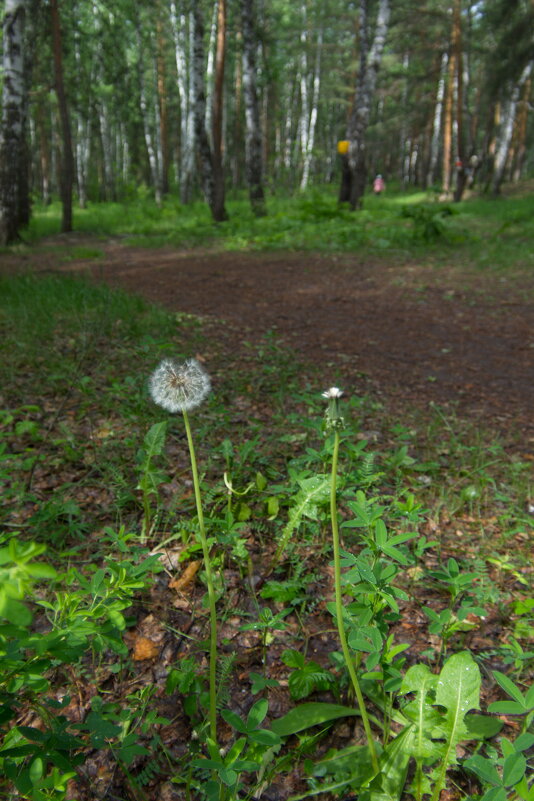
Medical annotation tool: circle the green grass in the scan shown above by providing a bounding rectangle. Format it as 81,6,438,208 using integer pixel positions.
1,198,533,800
18,184,534,274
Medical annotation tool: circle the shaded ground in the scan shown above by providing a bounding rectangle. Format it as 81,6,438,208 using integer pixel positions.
6,237,532,444
2,239,533,800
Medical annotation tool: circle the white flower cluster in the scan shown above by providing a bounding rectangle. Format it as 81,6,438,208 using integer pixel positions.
149,358,211,413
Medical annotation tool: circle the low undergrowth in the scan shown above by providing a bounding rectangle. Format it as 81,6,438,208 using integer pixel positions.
12,184,534,274
0,272,532,801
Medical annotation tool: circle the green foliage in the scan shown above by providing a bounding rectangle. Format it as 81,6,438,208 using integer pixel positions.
401,203,455,242
0,268,531,800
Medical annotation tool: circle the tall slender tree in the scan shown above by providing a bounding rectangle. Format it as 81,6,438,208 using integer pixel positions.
0,0,29,245
211,0,228,221
241,0,266,215
50,0,74,232
193,2,228,221
339,0,390,210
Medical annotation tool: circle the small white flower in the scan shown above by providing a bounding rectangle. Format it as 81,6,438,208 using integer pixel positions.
149,358,211,413
322,387,344,399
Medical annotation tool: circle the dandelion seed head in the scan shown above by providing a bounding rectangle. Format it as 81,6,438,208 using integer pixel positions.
149,358,211,413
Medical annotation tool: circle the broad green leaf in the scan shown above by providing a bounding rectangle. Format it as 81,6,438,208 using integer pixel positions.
430,652,481,797
29,757,43,784
514,733,534,752
271,702,358,736
400,664,441,762
247,698,268,730
464,714,503,740
502,752,526,787
0,597,32,625
464,755,502,787
226,737,246,764
248,728,281,746
221,708,247,734
488,700,526,715
492,671,525,704
364,727,413,801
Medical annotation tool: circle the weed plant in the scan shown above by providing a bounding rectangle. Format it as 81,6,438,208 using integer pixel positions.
0,273,532,800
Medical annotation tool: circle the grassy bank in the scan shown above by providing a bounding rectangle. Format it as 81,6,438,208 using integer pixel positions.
0,269,532,800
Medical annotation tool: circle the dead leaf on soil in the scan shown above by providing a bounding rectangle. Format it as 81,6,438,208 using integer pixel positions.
169,560,201,593
132,636,160,661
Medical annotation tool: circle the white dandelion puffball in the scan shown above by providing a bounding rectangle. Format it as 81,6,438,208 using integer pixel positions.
149,358,211,413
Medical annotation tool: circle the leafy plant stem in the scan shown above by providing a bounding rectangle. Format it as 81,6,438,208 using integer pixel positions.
183,409,218,745
330,430,379,774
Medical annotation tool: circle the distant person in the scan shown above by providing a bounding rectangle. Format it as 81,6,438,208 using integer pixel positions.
373,174,385,195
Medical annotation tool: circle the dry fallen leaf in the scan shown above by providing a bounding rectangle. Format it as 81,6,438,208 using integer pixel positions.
132,636,160,661
169,560,201,593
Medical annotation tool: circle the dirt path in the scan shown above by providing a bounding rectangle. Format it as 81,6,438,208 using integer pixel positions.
3,239,533,443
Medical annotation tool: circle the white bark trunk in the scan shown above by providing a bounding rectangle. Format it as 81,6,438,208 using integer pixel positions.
170,2,196,203
300,26,322,190
492,61,533,195
341,0,390,208
427,52,448,187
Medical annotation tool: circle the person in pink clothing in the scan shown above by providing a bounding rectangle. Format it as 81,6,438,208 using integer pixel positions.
373,174,385,194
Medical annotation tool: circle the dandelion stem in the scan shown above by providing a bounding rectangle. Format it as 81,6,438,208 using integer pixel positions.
183,409,218,744
330,430,379,774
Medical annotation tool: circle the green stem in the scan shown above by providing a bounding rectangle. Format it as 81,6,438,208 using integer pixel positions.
183,409,218,745
330,430,379,774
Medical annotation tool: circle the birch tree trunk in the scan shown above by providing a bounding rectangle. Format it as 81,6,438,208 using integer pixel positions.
156,10,169,196
50,0,74,233
491,61,533,196
241,0,266,215
511,75,530,182
0,0,28,245
300,25,323,191
426,52,448,188
170,2,195,203
339,0,390,210
193,3,228,221
137,24,162,205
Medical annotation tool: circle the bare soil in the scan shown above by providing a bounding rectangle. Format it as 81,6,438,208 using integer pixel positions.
3,238,533,445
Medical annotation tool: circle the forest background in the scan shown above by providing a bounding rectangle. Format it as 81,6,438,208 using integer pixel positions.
1,0,534,239
1,1,534,800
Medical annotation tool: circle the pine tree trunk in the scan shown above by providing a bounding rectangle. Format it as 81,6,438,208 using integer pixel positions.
50,0,74,233
339,0,390,210
211,0,228,221
441,25,457,197
0,0,29,245
452,0,467,202
241,0,266,215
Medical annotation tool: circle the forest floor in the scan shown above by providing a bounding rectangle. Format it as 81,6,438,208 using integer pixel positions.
2,238,533,801
5,235,533,447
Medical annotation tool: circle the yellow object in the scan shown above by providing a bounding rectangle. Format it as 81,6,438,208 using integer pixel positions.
337,140,349,155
